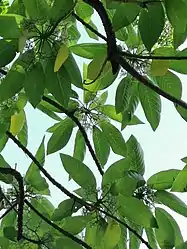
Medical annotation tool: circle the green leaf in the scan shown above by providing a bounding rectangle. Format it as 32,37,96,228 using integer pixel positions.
51,199,77,221
128,221,143,249
17,114,28,147
139,83,161,131
165,0,187,32
155,207,175,249
171,165,187,192
47,118,73,154
9,110,25,136
0,64,25,103
102,158,130,189
73,129,86,162
126,135,145,175
0,155,13,184
117,195,157,228
145,228,159,249
103,220,121,249
0,40,16,67
93,126,110,167
45,58,71,108
60,153,97,189
55,237,82,249
31,197,54,218
138,2,165,51
155,190,187,217
112,3,140,31
0,14,24,38
23,0,49,21
63,53,83,88
169,48,187,74
70,43,107,59
156,71,182,99
24,62,45,107
115,76,133,113
50,0,74,23
75,1,93,22
100,121,126,157
85,20,99,40
101,105,122,122
25,137,50,195
3,226,17,242
147,169,180,190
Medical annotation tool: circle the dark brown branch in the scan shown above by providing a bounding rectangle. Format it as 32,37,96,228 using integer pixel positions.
25,199,91,249
42,96,104,176
0,167,24,241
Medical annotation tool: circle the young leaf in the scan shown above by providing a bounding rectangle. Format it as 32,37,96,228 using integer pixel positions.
47,118,73,154
155,207,175,249
10,110,25,136
147,169,180,190
54,43,69,72
126,135,145,175
171,165,187,192
155,190,187,217
24,62,45,107
117,195,157,228
93,126,110,167
138,2,165,51
60,153,97,189
100,121,126,157
103,220,121,249
139,83,161,131
115,76,133,113
101,105,122,122
73,129,86,162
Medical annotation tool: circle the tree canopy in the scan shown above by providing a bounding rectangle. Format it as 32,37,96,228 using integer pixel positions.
0,0,187,248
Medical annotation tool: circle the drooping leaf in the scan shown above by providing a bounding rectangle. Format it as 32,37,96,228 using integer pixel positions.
3,226,17,242
117,195,157,228
47,118,73,154
171,165,187,192
50,0,74,23
60,153,97,189
139,83,161,131
101,105,122,122
128,220,143,249
93,126,110,167
73,129,86,162
100,121,126,157
138,2,165,51
54,43,69,72
10,110,25,136
145,228,159,249
75,1,93,22
147,169,180,190
0,40,16,67
103,220,121,249
155,207,175,249
23,0,49,20
0,155,13,184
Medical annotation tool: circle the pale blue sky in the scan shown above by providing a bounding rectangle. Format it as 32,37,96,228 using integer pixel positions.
2,5,187,242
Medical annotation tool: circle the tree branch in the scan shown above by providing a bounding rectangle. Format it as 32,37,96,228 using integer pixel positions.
42,96,104,176
25,199,91,249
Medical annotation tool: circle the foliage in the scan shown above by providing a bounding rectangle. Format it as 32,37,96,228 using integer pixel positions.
0,0,187,249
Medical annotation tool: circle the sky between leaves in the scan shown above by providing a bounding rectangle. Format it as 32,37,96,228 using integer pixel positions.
2,0,187,242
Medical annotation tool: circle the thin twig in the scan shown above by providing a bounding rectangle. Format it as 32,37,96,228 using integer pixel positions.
25,199,91,249
42,96,104,176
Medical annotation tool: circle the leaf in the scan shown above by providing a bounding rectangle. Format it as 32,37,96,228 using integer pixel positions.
156,71,182,99
85,20,99,40
25,137,50,195
0,40,16,67
93,126,110,167
117,195,157,228
128,221,143,249
10,110,25,136
0,64,25,103
100,121,126,157
24,62,45,107
102,158,130,189
171,165,187,192
147,169,180,190
70,43,107,59
17,115,28,147
169,48,187,74
103,220,121,249
0,155,13,184
138,2,165,51
3,226,17,242
54,43,69,72
47,118,73,154
139,83,161,131
73,129,86,162
18,35,26,53
155,190,187,217
112,3,140,31
75,1,93,22
101,105,122,122
51,199,77,221
55,237,82,249
155,207,175,249
126,135,145,175
51,0,74,23
60,153,97,189
23,0,49,21
115,76,133,113
45,58,71,108
0,14,24,38
87,56,108,80
165,0,187,32
145,228,159,249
